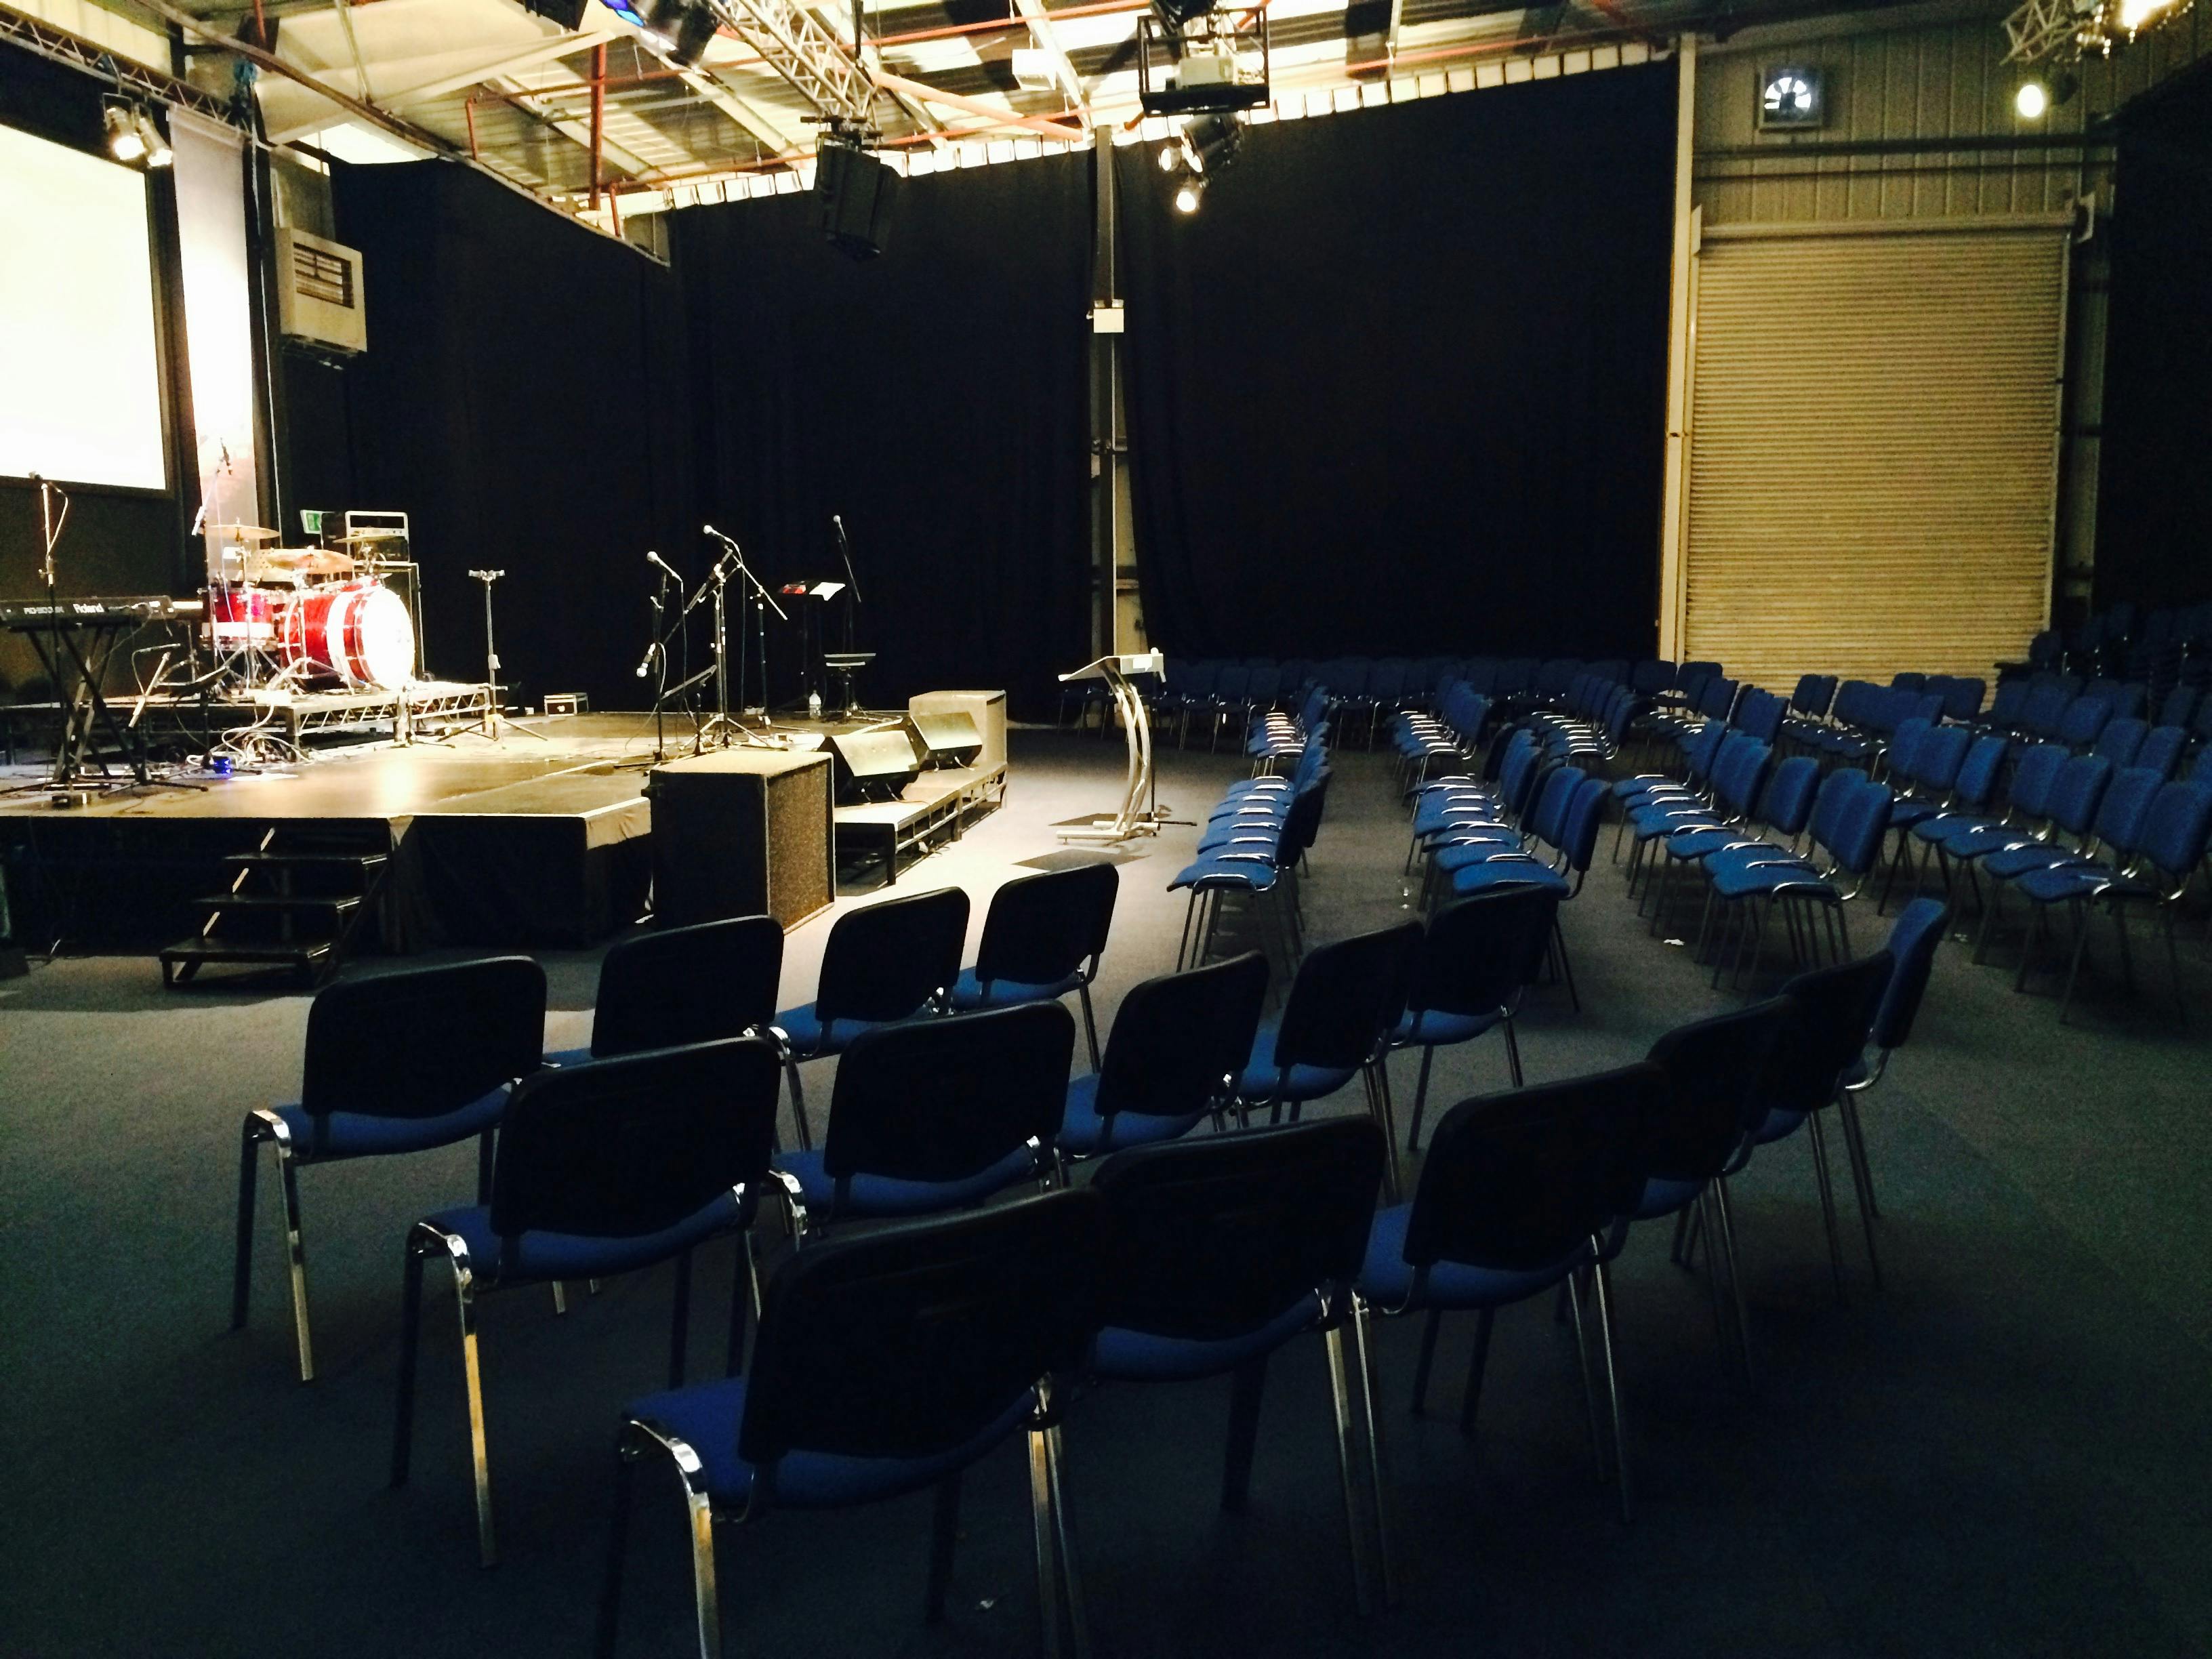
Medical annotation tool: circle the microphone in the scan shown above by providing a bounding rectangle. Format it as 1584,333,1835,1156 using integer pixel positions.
634,640,661,678
703,523,740,551
647,550,682,582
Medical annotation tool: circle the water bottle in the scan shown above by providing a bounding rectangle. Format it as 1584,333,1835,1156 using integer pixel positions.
807,688,823,719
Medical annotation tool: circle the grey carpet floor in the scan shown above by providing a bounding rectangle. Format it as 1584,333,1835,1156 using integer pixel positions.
1,728,2207,1658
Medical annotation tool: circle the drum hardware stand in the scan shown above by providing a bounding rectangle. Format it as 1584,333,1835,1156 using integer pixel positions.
699,526,787,747
462,569,546,745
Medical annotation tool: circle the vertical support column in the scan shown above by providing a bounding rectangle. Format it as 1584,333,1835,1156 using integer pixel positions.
1090,134,1121,661
1656,36,1698,663
590,44,608,212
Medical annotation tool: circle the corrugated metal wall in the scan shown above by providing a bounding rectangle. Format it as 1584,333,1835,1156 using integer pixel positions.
1682,221,2068,691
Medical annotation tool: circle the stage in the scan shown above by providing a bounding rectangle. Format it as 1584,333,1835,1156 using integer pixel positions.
0,709,1008,967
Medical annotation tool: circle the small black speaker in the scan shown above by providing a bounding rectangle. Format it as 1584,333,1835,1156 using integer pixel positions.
521,0,590,27
905,712,982,769
827,727,921,802
815,140,899,261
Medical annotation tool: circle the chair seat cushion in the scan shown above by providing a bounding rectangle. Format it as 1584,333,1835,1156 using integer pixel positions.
274,1083,508,1162
775,1144,1040,1222
628,1376,1034,1510
1912,812,1996,845
1701,842,1793,877
1055,1073,1206,1157
1432,836,1521,873
1355,1204,1593,1311
1631,1174,1704,1221
1391,1006,1502,1048
947,966,1083,1012
1092,1295,1322,1383
1662,827,1736,861
1237,1023,1358,1106
1170,857,1280,894
421,1189,750,1286
1752,1105,1807,1145
542,1046,593,1069
1448,859,1568,897
1709,861,1834,900
1941,826,2039,861
2015,863,2132,904
1889,800,1938,830
1985,844,2082,882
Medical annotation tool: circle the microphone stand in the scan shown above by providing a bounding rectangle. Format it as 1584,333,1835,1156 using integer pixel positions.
701,529,787,742
832,514,863,655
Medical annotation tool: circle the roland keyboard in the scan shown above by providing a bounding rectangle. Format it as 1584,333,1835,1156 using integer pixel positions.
0,595,204,630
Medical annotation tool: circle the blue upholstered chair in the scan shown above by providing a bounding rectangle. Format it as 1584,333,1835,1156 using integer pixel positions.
231,955,546,1382
773,885,969,1149
546,914,783,1067
390,1037,787,1565
1057,951,1270,1158
1085,1118,1392,1612
949,861,1119,1068
596,1191,1107,1659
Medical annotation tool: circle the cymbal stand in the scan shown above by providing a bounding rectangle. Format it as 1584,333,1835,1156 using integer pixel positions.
465,568,546,744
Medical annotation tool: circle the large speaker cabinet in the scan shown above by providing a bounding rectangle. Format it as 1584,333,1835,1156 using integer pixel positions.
649,750,833,930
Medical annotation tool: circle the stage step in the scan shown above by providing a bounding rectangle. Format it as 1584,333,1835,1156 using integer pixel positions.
162,824,390,993
191,893,365,916
222,851,389,872
159,939,335,989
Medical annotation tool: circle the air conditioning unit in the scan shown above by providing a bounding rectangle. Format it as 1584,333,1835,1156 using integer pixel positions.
275,226,367,356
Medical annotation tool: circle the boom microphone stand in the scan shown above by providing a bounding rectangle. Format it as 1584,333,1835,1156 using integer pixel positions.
703,525,787,737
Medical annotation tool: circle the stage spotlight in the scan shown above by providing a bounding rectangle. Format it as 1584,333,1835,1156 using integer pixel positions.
1157,142,1182,172
633,0,718,66
2117,0,2181,31
1174,178,1204,214
2015,79,2049,119
1185,110,1242,172
134,108,172,168
103,98,145,163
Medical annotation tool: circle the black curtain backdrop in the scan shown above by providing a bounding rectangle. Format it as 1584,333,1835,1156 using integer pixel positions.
2095,66,2212,612
298,161,696,713
670,154,1092,720
1118,66,1675,662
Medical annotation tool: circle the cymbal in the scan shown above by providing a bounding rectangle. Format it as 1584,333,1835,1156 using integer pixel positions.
241,549,356,580
209,523,281,541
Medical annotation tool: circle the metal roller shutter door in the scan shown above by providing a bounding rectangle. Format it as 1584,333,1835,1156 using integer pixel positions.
1682,224,2066,695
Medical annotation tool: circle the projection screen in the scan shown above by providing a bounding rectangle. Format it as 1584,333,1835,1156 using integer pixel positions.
0,122,167,491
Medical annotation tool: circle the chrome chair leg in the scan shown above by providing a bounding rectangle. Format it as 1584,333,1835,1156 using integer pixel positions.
669,1247,694,1389
1405,1046,1434,1151
1832,1094,1883,1291
1563,1273,1605,1479
1713,1178,1755,1391
274,1128,314,1383
449,1247,498,1566
1044,1420,1090,1659
1027,1425,1065,1659
1076,983,1102,1073
1322,1323,1376,1616
1589,1251,1633,1525
596,1435,639,1659
231,1116,263,1334
553,1282,569,1315
1805,1110,1847,1301
1410,1307,1443,1415
781,1054,811,1153
1221,1359,1267,1511
1347,1296,1395,1607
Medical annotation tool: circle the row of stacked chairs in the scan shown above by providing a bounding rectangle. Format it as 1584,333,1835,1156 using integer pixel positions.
1169,721,1333,969
2022,597,2212,697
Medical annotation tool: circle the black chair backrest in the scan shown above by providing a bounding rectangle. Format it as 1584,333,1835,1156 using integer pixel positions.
973,862,1119,989
300,956,546,1134
1088,1118,1387,1340
591,915,783,1058
823,1002,1075,1184
1773,951,1896,1115
1404,1063,1661,1272
814,886,971,1025
1272,921,1423,1072
740,1189,1106,1468
1408,888,1558,1021
1093,951,1270,1122
1641,998,1795,1183
489,1037,782,1240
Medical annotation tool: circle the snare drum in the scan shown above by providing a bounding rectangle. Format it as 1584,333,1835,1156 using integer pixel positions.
205,585,281,650
279,580,416,689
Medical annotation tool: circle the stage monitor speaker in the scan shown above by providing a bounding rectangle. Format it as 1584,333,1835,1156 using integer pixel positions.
827,726,921,802
815,140,899,260
650,750,832,930
905,711,982,769
909,690,1007,772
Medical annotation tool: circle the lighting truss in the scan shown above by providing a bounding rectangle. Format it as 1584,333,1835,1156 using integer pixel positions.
701,0,877,125
2003,0,2196,61
0,1,248,130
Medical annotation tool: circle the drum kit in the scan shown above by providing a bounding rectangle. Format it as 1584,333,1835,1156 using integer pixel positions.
204,524,417,692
